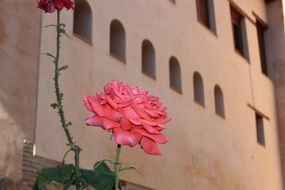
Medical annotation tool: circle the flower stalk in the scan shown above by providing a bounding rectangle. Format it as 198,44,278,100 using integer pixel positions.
54,10,81,190
114,144,122,190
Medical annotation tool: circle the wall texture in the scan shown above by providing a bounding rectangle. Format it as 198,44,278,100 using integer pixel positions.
0,0,283,189
0,0,41,141
266,0,285,187
0,141,59,190
0,102,23,182
35,0,284,189
0,0,41,183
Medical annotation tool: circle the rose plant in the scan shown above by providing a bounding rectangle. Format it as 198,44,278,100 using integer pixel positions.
33,1,170,190
84,80,170,189
34,1,116,189
84,80,170,155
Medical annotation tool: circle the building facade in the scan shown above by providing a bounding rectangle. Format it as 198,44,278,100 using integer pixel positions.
0,0,41,188
1,0,285,190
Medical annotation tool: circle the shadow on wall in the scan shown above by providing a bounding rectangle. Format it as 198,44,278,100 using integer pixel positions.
0,102,24,183
0,0,41,141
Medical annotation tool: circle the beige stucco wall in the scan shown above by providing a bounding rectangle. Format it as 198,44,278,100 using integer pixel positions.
0,0,41,182
0,0,41,141
35,0,283,189
0,102,24,181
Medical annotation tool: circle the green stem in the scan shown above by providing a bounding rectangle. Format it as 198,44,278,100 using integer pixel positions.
60,148,72,166
114,144,122,190
55,11,72,145
54,10,81,190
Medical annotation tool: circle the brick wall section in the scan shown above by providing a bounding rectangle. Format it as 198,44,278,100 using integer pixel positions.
0,141,59,190
21,141,59,190
0,141,148,190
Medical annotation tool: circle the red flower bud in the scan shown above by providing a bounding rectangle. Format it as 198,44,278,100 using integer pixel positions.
54,0,64,10
37,0,74,13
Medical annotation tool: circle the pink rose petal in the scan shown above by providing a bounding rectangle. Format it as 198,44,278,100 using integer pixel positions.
104,108,122,121
131,102,152,120
83,96,93,112
120,117,133,131
121,107,140,120
85,116,119,131
107,95,119,109
140,137,162,155
141,124,161,134
114,129,142,147
86,96,105,116
134,128,168,144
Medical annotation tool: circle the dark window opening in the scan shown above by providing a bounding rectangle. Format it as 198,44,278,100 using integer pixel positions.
230,6,249,59
196,0,216,32
197,0,210,27
256,113,265,146
169,56,182,93
110,19,126,63
214,85,225,118
256,20,268,75
193,72,205,106
73,0,92,42
142,40,156,79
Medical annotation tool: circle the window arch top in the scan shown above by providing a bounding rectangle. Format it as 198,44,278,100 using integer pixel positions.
142,39,156,79
110,19,126,62
214,85,225,118
73,0,92,42
169,56,182,93
193,72,205,106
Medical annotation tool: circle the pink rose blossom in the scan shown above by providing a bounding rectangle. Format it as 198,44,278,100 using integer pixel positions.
37,0,74,13
84,80,170,155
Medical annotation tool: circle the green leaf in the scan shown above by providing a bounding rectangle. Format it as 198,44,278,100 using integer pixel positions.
58,65,69,72
46,53,56,59
62,174,78,190
63,32,71,39
33,164,74,190
45,24,57,28
119,166,137,173
65,122,72,128
58,28,71,39
59,23,66,28
50,103,62,109
82,162,115,190
50,103,58,109
94,160,114,169
33,174,49,190
63,183,72,190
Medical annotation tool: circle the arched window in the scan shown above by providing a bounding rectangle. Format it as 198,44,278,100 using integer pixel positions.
110,19,126,62
142,40,156,79
73,0,92,42
169,56,182,93
214,85,225,118
193,72,205,106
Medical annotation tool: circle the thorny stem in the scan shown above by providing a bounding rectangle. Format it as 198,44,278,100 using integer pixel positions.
114,144,122,190
54,10,81,190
